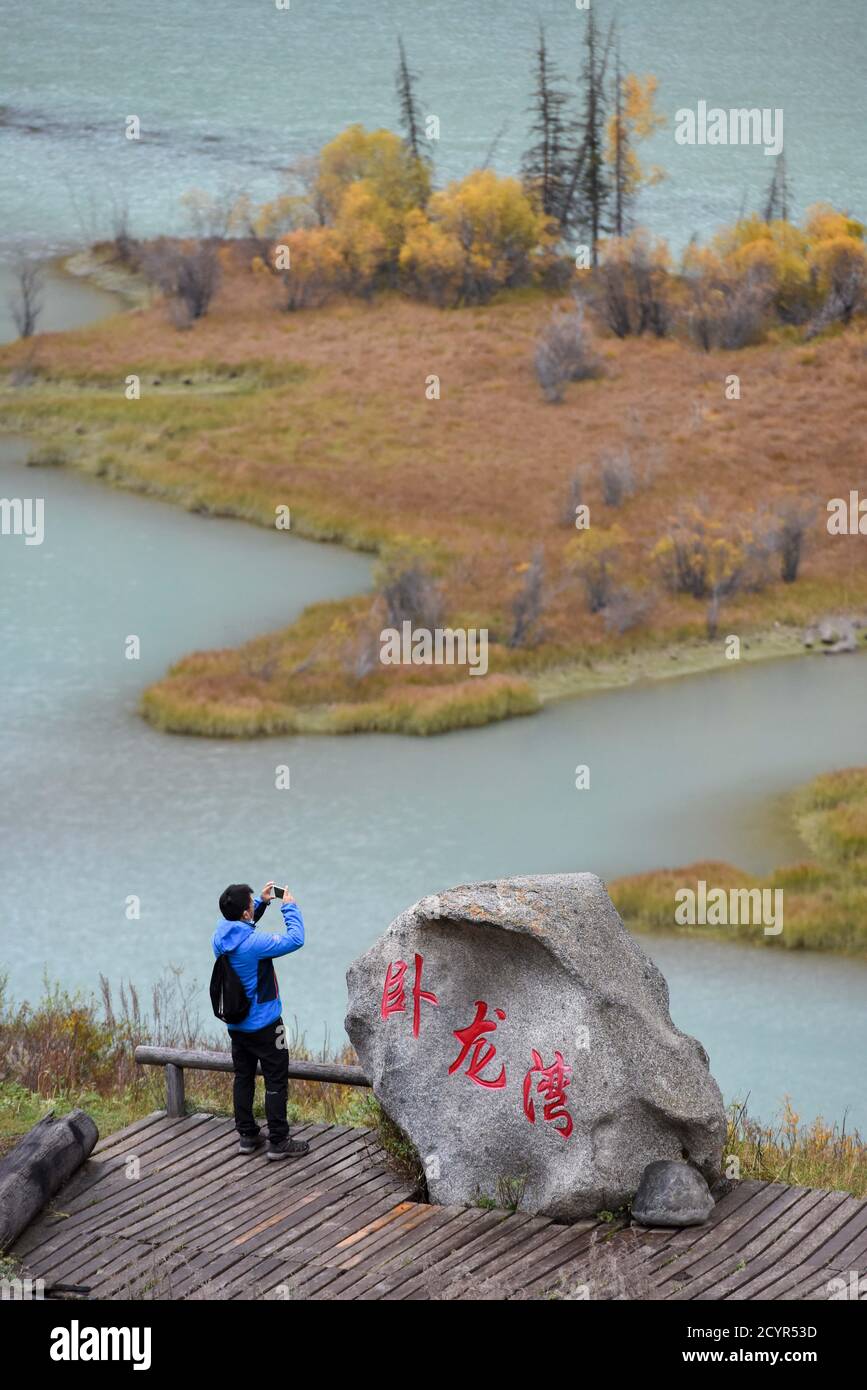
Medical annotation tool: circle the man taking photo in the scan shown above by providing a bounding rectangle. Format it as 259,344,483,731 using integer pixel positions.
212,880,310,1159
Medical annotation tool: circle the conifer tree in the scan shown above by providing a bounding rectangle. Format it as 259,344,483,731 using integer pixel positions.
521,23,574,226
563,12,614,262
395,36,429,167
763,153,791,222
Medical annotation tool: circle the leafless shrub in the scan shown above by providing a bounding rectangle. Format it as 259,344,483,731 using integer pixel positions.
376,554,442,630
592,232,674,340
143,240,221,325
9,343,39,387
603,585,654,634
559,468,585,526
768,495,817,583
599,448,635,507
340,621,382,680
534,302,602,403
683,275,770,351
806,264,867,336
181,186,250,240
108,198,139,268
706,573,741,640
568,530,626,614
7,257,44,339
508,549,546,647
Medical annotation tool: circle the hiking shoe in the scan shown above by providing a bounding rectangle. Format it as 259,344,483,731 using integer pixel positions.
266,1136,310,1161
239,1133,266,1155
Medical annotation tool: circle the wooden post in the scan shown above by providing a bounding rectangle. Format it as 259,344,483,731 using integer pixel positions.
165,1064,186,1118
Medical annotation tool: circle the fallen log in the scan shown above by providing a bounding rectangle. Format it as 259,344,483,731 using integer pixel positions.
0,1109,98,1251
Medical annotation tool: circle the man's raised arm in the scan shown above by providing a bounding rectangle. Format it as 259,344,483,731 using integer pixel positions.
248,886,304,958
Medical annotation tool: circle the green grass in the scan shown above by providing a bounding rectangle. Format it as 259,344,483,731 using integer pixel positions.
0,970,371,1160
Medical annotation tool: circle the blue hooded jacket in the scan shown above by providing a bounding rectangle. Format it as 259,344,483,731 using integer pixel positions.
212,896,305,1033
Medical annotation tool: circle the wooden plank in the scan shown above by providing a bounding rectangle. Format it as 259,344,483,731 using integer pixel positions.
640,1180,774,1279
19,1117,275,1282
139,1129,387,1253
91,1111,168,1155
458,1221,575,1301
689,1190,855,1300
736,1193,866,1300
323,1208,456,1300
497,1220,597,1298
517,1224,631,1300
797,1196,867,1270
12,1114,213,1252
165,1190,408,1301
646,1182,788,1293
208,1180,415,1300
156,1175,409,1300
662,1184,822,1299
287,1204,472,1300
15,1115,233,1268
393,1212,549,1300
16,1111,864,1303
772,1262,866,1301
104,1121,341,1243
347,1209,502,1302
211,1180,416,1300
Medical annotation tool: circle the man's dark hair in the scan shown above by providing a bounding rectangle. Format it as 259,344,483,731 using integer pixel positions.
219,883,254,921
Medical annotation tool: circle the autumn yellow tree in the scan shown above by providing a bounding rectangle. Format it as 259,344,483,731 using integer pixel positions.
606,57,666,236
399,208,465,306
276,226,344,310
404,170,552,305
804,204,867,324
256,125,430,289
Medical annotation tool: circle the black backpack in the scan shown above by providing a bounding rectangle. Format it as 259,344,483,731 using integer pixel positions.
210,954,251,1025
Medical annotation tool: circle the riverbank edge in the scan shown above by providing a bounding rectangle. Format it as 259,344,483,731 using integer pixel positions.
55,245,150,309
4,410,865,735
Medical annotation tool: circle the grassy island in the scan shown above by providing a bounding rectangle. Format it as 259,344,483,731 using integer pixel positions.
2,126,866,737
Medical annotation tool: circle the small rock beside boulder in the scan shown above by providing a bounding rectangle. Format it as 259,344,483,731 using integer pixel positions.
631,1159,715,1228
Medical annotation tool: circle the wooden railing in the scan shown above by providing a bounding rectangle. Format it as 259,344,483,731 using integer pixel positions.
134,1045,371,1118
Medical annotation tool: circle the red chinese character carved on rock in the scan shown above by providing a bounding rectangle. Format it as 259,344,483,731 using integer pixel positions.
449,1000,507,1089
380,953,439,1037
523,1049,573,1139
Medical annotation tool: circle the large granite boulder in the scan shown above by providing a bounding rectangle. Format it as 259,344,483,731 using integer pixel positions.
345,875,725,1222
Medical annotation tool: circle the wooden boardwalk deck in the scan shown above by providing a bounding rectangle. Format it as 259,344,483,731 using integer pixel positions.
12,1112,867,1300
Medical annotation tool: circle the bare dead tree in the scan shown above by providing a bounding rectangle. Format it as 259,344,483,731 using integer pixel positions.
377,556,442,630
770,496,817,583
559,468,586,526
599,448,635,506
395,36,431,168
8,257,44,339
508,549,546,647
143,240,221,326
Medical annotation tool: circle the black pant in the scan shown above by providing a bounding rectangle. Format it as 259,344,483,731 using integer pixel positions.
228,1018,289,1144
